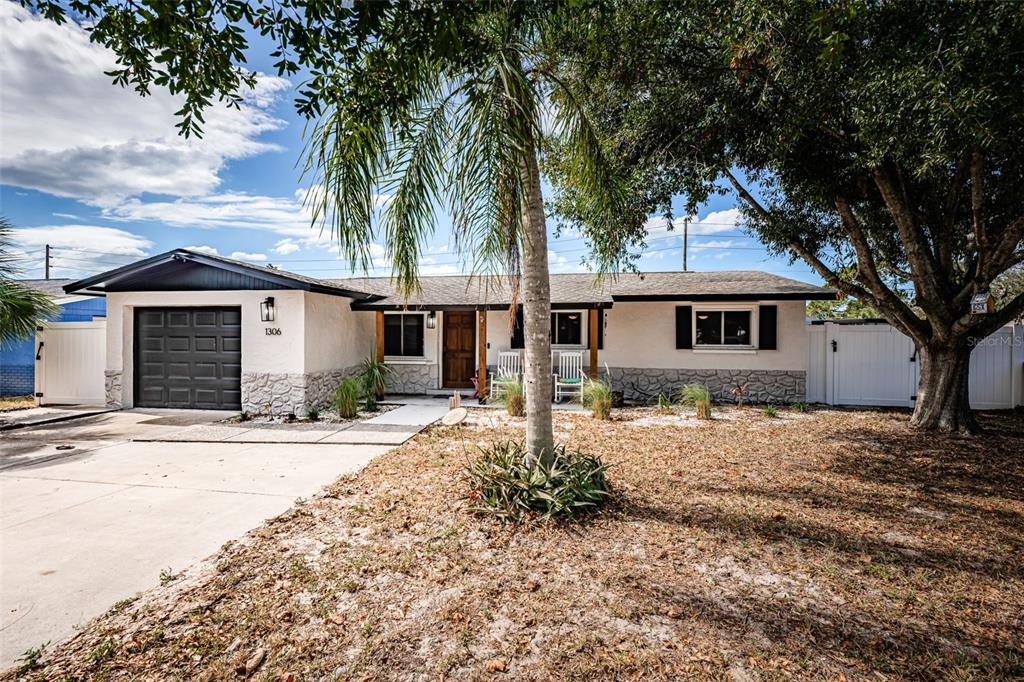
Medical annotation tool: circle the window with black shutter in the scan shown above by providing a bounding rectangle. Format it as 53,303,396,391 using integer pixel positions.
675,306,693,349
758,305,778,350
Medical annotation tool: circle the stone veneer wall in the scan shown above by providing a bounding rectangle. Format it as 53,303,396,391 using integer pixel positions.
242,368,358,416
606,368,805,405
104,370,122,408
385,363,436,394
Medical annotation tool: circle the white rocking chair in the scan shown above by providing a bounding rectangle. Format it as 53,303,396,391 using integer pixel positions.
489,351,522,400
553,351,586,403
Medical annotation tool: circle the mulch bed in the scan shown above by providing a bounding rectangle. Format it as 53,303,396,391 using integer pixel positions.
8,406,1023,680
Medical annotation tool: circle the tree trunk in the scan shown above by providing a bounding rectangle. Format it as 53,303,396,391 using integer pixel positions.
910,341,978,434
520,146,555,467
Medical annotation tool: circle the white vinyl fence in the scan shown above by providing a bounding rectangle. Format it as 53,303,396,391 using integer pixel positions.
34,320,107,405
807,321,1023,410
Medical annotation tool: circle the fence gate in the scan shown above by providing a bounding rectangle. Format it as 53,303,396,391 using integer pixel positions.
35,320,106,405
828,324,918,407
808,321,1022,409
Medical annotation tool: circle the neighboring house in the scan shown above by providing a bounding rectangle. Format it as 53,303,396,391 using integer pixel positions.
63,248,834,414
0,279,106,397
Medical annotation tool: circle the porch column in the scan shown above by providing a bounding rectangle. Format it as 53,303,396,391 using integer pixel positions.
588,308,599,378
478,310,488,399
375,310,385,363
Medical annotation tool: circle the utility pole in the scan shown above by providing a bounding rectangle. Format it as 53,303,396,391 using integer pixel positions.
682,217,689,271
45,244,51,279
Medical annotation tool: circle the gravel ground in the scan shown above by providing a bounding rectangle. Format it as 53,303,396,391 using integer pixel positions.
7,406,1023,681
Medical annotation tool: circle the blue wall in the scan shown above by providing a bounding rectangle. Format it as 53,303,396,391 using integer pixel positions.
0,297,106,396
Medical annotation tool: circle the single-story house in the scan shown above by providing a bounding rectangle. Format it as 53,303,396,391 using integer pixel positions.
0,279,107,396
63,248,835,414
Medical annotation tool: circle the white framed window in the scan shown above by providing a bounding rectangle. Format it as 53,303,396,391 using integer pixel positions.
694,308,754,347
384,313,425,357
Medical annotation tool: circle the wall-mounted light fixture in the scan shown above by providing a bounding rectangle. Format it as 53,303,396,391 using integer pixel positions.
260,296,276,322
426,311,437,329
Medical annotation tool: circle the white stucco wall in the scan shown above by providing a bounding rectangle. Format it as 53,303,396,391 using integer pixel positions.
482,300,807,371
304,293,375,373
106,289,368,407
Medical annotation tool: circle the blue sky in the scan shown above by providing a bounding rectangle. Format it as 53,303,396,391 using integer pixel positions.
0,2,820,284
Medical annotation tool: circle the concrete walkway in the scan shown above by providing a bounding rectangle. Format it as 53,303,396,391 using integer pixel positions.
0,400,447,668
132,400,450,445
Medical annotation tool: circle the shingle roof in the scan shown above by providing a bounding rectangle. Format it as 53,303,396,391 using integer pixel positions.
340,271,834,309
19,279,79,298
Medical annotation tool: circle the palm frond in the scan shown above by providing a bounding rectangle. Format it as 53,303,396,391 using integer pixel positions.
0,219,58,345
380,82,454,296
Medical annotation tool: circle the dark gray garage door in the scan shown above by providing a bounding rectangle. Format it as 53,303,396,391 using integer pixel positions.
134,307,242,409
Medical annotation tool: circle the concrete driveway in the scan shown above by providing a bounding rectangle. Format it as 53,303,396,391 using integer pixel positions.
0,409,397,667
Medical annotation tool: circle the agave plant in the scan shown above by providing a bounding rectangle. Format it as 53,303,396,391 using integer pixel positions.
466,440,610,521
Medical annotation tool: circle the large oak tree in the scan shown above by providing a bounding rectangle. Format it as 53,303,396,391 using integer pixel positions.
550,0,1024,433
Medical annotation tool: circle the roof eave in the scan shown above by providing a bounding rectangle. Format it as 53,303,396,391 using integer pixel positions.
350,301,614,311
611,291,836,302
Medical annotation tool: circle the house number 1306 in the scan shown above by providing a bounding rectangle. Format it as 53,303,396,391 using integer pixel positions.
265,327,282,336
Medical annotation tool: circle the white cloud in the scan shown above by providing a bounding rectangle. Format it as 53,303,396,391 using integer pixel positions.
0,2,291,206
230,251,267,262
645,208,743,238
103,191,315,235
689,239,736,251
10,224,153,277
273,239,301,256
184,245,220,256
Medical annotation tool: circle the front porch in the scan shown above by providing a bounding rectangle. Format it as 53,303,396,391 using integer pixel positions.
371,307,604,400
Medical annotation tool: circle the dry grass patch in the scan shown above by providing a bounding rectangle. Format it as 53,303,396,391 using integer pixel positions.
0,395,34,412
9,407,1023,681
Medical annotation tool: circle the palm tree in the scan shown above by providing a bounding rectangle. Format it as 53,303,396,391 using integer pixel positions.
303,5,630,464
0,218,57,345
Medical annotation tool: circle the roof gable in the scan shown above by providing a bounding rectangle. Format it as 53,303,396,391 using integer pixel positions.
63,249,378,300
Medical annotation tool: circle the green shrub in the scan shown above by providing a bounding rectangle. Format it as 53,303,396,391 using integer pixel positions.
676,383,712,419
579,376,612,420
792,400,811,413
333,379,360,418
763,403,779,418
652,393,674,412
307,406,320,421
495,379,525,417
358,354,393,411
239,411,251,422
467,441,611,521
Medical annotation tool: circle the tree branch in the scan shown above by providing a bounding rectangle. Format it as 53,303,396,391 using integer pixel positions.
835,196,925,336
970,147,988,282
722,169,924,340
871,164,948,319
961,291,1024,339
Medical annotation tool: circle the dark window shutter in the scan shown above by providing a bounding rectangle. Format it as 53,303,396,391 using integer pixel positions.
759,305,778,350
675,306,692,349
510,308,524,349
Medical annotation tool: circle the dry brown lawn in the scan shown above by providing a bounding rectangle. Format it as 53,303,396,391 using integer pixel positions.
8,406,1023,681
0,396,34,412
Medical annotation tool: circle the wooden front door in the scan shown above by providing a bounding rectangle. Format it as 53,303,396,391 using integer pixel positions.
443,311,476,388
